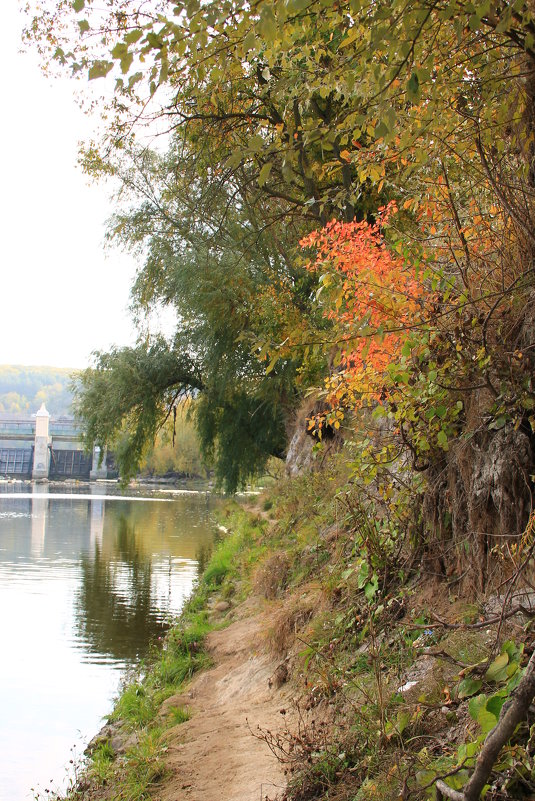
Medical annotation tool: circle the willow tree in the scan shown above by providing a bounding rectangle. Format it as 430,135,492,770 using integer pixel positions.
73,143,326,489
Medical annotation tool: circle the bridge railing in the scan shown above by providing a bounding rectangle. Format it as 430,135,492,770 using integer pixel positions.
0,421,35,436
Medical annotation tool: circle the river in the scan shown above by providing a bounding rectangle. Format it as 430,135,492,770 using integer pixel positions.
0,482,216,801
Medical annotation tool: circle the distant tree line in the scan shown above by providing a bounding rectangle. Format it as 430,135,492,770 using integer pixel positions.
0,365,76,416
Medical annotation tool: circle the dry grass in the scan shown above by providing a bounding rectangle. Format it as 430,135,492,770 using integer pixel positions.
254,550,291,599
265,593,320,656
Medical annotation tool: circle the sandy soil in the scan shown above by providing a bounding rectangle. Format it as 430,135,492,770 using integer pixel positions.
155,598,291,801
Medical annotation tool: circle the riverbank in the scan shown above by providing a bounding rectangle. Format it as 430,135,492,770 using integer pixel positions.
57,461,535,801
76,595,290,801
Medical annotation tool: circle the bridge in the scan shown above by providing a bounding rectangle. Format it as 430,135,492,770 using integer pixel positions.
0,404,111,480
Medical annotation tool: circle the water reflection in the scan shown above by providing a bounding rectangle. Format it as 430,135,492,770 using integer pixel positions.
77,518,171,661
0,482,215,801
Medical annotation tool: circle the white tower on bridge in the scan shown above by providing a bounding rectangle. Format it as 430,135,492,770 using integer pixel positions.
32,403,50,480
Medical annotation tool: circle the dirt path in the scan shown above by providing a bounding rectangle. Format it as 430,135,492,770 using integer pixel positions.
156,599,291,801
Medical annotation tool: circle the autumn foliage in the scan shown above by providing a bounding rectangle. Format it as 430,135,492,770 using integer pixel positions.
301,204,424,427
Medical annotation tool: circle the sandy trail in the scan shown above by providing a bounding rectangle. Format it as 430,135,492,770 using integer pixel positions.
157,600,290,801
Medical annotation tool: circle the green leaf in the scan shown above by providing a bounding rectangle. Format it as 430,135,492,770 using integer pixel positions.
458,739,481,760
243,29,258,52
111,43,127,59
128,72,143,89
506,660,519,678
265,352,279,375
468,693,500,734
506,669,524,692
468,693,487,721
364,576,378,600
88,60,113,80
502,640,523,661
146,32,164,50
248,134,265,153
397,710,410,734
227,148,243,169
125,29,144,45
121,52,134,74
477,707,498,734
447,770,472,791
437,429,449,449
486,652,509,682
486,694,504,719
258,162,273,187
258,5,277,42
78,19,90,33
401,340,412,358
340,27,359,48
357,561,369,589
407,72,419,99
72,0,85,11
457,677,482,699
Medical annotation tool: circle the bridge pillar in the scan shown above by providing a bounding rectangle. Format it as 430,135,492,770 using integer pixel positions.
32,403,51,480
90,445,108,480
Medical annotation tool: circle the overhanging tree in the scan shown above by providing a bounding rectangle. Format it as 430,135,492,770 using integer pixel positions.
29,1,535,529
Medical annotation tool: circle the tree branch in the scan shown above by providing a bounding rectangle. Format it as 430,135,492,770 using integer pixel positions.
435,649,535,801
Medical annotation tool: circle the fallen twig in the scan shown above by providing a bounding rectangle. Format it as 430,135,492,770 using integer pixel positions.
409,604,535,633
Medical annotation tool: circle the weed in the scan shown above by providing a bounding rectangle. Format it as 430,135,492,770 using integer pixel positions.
88,740,115,784
202,516,262,587
111,684,155,728
167,705,191,725
195,541,213,575
119,728,166,800
254,550,291,599
266,597,316,656
253,703,365,801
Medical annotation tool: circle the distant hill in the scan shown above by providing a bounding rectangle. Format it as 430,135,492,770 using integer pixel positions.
0,365,78,417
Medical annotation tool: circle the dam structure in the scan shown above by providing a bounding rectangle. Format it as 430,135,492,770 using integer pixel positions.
0,404,110,480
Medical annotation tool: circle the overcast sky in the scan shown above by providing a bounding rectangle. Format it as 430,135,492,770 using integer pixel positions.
0,3,141,369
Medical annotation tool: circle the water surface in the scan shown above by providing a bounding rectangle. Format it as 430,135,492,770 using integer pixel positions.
0,482,215,801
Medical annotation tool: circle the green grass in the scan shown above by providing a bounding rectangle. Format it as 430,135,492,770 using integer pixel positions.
88,740,115,784
119,728,166,800
167,705,191,725
111,684,156,728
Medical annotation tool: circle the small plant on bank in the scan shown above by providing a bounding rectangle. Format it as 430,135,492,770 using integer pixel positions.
167,705,191,725
88,740,115,785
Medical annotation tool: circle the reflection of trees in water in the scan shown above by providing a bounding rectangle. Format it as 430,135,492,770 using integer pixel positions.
75,516,170,663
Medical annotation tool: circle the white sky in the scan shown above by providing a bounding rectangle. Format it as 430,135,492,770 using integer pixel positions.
0,3,142,369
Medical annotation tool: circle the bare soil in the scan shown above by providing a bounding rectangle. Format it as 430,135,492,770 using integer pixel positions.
155,597,292,801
